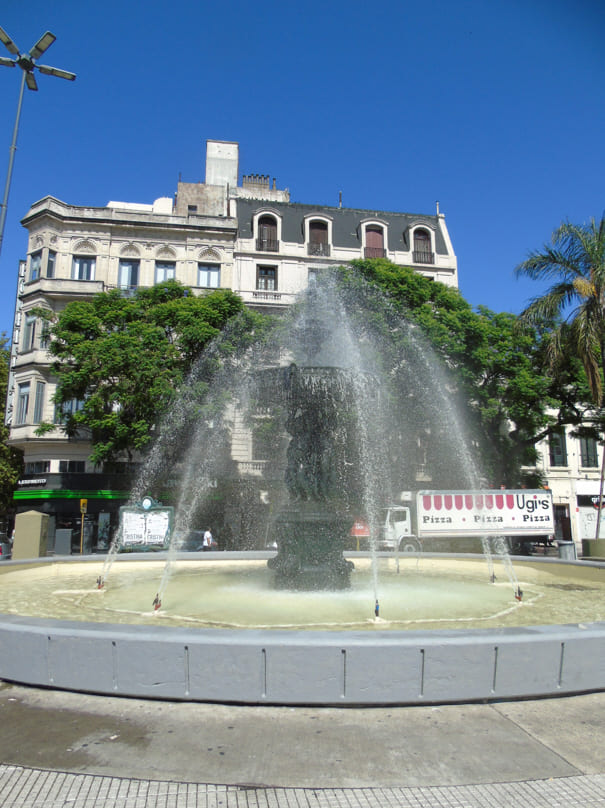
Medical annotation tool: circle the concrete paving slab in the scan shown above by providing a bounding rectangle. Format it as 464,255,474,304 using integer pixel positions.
0,681,596,788
493,691,605,774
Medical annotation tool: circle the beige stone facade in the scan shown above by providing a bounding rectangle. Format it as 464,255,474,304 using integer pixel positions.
6,139,459,549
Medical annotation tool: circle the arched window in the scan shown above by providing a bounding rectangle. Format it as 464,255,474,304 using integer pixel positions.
119,245,140,292
413,229,434,264
308,220,330,256
155,246,177,284
72,240,97,281
256,215,279,252
364,226,385,258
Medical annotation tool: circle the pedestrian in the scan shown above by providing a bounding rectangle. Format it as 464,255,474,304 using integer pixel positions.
203,528,214,551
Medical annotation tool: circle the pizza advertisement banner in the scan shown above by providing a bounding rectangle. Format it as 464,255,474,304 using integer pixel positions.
417,489,554,537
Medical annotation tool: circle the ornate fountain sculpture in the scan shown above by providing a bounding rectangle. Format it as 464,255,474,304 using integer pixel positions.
262,285,371,589
266,363,359,588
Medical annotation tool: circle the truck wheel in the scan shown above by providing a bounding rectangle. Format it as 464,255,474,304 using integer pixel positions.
398,537,421,553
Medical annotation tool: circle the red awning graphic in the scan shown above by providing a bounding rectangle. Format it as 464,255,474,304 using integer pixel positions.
422,492,526,512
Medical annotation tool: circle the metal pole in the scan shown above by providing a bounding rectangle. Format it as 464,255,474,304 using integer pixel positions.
595,441,605,540
0,69,26,258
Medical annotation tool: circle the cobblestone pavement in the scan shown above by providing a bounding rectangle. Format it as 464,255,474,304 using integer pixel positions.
1,765,605,808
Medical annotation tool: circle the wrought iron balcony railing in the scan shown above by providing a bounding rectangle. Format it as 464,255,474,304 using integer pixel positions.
364,247,386,259
413,250,435,264
307,242,331,256
256,238,279,252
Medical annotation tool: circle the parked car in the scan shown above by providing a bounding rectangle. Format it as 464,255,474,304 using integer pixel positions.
0,541,12,560
177,531,206,552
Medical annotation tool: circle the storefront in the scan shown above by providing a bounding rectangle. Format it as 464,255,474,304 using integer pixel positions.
576,493,605,541
13,473,130,553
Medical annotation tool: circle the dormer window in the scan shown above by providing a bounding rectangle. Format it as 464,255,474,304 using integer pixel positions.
364,225,386,259
413,228,434,264
308,220,330,256
256,214,279,252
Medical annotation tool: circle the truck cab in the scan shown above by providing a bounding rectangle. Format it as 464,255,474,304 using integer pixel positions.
379,506,422,552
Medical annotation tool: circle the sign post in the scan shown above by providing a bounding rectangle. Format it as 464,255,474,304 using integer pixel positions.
79,498,87,554
118,496,173,552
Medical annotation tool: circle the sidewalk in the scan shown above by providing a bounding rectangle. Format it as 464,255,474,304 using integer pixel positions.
1,683,605,806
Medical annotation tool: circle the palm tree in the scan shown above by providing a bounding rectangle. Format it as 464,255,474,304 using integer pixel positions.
515,215,605,539
515,215,605,404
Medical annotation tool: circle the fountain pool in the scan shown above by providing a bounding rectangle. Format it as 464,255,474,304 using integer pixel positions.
4,272,604,704
0,553,604,705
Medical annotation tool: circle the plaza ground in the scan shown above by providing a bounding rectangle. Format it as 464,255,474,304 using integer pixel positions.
0,682,604,806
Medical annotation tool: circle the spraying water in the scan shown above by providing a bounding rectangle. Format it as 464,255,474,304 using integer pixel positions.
99,268,522,609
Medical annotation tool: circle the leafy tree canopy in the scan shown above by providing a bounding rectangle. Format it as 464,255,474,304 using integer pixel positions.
38,281,267,465
336,259,594,487
515,215,605,407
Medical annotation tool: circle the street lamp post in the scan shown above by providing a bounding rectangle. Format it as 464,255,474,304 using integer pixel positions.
0,26,75,258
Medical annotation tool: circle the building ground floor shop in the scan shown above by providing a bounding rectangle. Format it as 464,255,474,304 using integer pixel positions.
13,483,129,555
11,470,605,560
11,474,276,555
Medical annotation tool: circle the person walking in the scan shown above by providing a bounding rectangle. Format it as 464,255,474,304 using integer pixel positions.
203,529,214,551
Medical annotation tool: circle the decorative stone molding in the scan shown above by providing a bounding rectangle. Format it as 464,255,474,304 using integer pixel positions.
156,245,177,260
119,243,141,258
73,239,97,254
198,248,221,262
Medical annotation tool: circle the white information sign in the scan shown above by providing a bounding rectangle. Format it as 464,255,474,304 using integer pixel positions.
578,507,605,540
417,489,554,537
121,508,171,547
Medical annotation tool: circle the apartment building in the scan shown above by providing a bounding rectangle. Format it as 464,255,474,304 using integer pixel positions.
532,422,605,555
6,140,458,550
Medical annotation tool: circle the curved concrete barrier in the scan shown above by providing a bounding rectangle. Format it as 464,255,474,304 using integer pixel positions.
0,554,604,705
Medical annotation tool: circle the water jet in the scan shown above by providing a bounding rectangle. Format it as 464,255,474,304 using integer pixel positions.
1,273,604,704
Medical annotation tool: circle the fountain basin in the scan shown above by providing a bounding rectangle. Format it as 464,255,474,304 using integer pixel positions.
0,553,604,705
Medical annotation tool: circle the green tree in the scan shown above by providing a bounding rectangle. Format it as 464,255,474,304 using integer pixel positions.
38,281,267,465
333,259,578,488
0,335,23,516
514,215,605,407
515,216,605,530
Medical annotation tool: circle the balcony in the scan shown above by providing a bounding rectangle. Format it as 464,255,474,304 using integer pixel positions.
307,242,331,257
413,250,435,265
237,289,296,308
253,290,282,301
22,277,105,298
256,238,279,252
364,247,386,259
237,460,267,477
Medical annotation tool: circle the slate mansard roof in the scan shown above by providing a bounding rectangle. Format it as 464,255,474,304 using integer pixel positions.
236,197,450,256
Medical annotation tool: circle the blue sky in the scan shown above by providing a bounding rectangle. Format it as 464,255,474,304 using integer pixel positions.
0,0,603,334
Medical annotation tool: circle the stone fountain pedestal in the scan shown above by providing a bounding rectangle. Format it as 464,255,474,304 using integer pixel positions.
268,502,354,589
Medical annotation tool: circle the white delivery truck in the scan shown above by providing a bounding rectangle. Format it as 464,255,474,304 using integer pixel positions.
378,505,422,552
377,489,555,553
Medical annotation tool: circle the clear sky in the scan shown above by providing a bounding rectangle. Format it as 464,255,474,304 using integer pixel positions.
0,0,603,334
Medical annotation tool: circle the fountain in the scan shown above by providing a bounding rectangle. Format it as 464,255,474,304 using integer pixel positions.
262,357,372,589
1,270,604,704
